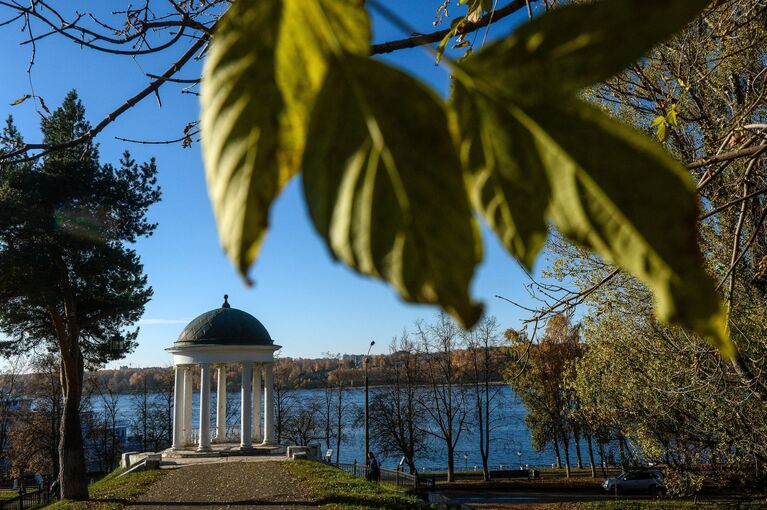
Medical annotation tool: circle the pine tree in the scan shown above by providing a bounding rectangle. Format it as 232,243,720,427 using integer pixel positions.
0,91,160,499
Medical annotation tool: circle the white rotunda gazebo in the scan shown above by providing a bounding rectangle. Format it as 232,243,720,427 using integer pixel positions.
166,295,280,452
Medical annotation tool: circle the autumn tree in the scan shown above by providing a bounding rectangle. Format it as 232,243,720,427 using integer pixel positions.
506,314,582,478
520,0,767,491
0,93,160,499
0,355,25,478
6,354,62,483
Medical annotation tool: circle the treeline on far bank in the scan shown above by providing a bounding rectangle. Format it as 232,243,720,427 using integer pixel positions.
7,347,508,395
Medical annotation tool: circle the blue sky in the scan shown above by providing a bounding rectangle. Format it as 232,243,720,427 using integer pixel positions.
0,1,548,366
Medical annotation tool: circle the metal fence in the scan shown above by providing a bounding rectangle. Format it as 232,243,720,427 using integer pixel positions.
336,462,435,490
0,490,51,510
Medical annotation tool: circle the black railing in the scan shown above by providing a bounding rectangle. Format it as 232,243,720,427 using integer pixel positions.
336,462,435,490
0,490,51,510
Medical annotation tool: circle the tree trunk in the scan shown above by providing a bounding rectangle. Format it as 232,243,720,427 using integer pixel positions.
553,435,562,469
335,385,343,465
586,434,597,478
574,429,584,469
482,376,491,481
446,443,455,483
598,441,608,478
618,433,627,467
59,348,88,500
561,431,572,478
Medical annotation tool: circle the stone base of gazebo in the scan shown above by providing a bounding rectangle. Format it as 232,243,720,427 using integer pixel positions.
163,442,285,459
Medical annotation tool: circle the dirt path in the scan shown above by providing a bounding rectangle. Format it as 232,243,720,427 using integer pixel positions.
128,461,319,509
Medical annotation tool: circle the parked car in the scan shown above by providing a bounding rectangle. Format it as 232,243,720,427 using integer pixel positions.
602,470,664,494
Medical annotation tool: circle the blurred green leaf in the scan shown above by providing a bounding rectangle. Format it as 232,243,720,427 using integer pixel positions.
527,99,731,356
201,0,369,276
302,55,483,328
453,81,550,269
462,0,711,104
450,0,730,353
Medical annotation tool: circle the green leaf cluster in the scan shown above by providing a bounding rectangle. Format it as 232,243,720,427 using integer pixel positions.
201,0,732,354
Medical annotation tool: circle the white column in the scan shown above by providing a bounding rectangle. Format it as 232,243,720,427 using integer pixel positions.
252,365,262,443
215,366,227,442
198,363,212,451
171,366,184,450
240,363,253,449
263,363,275,445
182,366,193,446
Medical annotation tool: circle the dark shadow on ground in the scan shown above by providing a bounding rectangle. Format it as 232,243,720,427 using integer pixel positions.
97,498,320,507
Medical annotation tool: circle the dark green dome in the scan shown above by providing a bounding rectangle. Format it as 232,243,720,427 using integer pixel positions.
175,296,273,347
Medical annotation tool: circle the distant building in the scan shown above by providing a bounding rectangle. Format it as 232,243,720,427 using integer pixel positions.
342,354,363,366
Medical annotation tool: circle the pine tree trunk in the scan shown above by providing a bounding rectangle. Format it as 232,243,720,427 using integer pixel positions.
586,434,597,478
59,346,88,500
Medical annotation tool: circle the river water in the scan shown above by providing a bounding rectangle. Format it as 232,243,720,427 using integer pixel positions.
94,385,589,471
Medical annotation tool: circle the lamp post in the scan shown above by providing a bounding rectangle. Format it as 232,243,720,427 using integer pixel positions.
363,340,375,466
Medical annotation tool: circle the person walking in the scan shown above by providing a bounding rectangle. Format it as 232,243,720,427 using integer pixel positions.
366,452,381,482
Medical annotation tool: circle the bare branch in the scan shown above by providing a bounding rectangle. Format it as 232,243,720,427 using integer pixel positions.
370,0,535,55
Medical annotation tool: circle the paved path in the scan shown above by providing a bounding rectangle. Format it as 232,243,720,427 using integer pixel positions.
128,460,318,509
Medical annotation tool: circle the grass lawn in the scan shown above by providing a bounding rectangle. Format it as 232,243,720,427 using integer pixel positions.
436,476,604,492
45,467,166,509
0,490,20,500
286,459,428,510
0,488,39,500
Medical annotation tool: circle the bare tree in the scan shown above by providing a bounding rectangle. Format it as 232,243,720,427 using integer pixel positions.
83,375,123,474
416,314,468,482
369,332,427,474
462,316,506,481
289,398,322,447
129,367,174,452
0,355,26,477
273,361,297,445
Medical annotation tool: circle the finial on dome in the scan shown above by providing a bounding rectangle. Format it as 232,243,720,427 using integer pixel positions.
222,294,231,308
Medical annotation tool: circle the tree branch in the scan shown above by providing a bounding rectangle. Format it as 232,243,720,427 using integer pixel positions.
0,35,209,162
370,0,535,55
688,143,767,170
